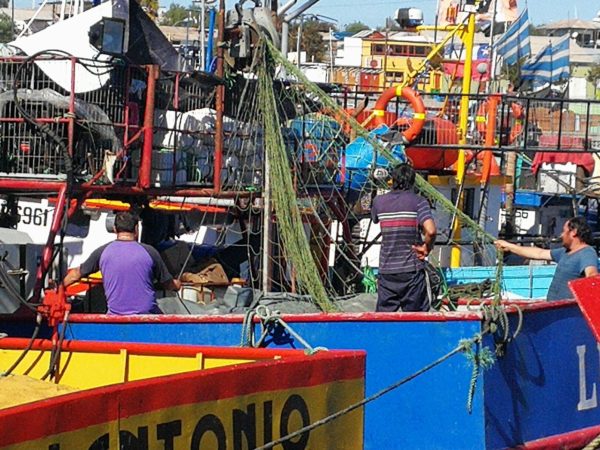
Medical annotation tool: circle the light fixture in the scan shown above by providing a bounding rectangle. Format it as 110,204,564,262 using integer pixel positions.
89,18,126,56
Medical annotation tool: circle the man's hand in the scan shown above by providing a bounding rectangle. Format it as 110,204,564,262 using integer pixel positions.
412,243,429,261
163,278,181,291
494,240,512,252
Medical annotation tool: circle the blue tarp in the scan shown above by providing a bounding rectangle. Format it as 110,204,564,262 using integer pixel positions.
342,124,406,191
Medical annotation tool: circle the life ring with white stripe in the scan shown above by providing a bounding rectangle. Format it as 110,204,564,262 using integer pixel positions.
372,86,426,144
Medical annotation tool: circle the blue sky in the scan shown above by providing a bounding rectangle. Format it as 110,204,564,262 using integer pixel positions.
307,0,599,28
11,0,599,29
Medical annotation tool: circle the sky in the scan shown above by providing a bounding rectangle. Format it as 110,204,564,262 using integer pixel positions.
10,0,600,29
306,0,599,28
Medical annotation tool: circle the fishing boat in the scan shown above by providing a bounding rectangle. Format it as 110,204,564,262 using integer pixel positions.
1,0,600,449
0,338,365,449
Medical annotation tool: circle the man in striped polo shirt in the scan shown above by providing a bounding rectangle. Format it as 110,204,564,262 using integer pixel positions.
371,163,437,312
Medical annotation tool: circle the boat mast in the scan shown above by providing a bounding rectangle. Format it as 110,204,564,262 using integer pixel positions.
487,0,500,93
450,3,477,268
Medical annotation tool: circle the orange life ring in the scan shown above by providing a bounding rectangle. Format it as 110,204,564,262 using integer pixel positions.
372,86,426,144
477,98,524,144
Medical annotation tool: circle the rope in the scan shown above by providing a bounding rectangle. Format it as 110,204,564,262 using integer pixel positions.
257,41,335,311
240,308,257,347
241,305,327,353
361,264,377,293
583,433,600,450
462,338,495,413
255,329,489,450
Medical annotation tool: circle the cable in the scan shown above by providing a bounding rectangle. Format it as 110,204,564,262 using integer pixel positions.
1,313,42,377
41,310,69,381
255,329,488,450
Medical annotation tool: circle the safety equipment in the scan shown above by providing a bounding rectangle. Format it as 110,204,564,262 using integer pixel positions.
372,86,426,144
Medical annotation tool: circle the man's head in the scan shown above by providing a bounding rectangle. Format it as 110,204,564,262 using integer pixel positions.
114,211,139,234
561,217,594,248
390,163,416,191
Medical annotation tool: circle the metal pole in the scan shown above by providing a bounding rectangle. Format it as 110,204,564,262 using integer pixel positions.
296,17,303,68
213,0,225,192
186,10,190,47
488,0,499,92
329,27,334,82
383,26,389,88
450,10,476,268
139,65,158,189
282,21,289,57
200,0,206,70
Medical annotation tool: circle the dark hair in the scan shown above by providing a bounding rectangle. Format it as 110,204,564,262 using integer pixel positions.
567,217,594,245
390,163,416,191
114,211,139,233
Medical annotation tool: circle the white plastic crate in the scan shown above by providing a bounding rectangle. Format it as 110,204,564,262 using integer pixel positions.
537,162,577,194
131,150,187,187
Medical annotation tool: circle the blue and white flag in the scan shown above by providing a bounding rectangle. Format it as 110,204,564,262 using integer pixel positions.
521,35,570,83
494,8,531,66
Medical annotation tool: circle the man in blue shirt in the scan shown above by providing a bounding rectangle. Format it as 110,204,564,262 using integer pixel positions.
371,163,437,311
495,217,598,301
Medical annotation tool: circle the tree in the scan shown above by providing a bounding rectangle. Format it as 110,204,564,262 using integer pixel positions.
138,0,160,20
344,21,369,34
586,66,600,99
160,3,191,26
529,23,547,36
290,19,330,63
0,15,13,43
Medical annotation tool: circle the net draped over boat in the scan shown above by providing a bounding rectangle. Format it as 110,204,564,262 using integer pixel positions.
225,37,504,310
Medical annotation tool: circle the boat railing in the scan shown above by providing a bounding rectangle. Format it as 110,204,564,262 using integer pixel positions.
330,89,600,154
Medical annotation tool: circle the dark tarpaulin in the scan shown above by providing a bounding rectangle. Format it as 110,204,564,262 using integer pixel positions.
126,0,187,72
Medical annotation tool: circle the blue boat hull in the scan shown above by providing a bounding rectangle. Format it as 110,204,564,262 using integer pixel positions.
23,301,598,449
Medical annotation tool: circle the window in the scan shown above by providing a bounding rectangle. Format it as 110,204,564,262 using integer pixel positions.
414,46,428,56
372,44,385,55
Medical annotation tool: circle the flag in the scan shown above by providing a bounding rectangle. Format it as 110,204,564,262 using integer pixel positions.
494,8,531,66
437,0,461,26
478,0,519,23
521,35,570,84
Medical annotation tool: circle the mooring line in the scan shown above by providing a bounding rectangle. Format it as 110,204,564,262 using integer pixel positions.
255,330,488,450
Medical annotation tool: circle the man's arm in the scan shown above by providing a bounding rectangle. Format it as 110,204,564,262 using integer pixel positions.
494,240,552,261
585,266,598,277
371,197,379,224
412,218,437,260
62,267,82,287
422,218,436,253
63,245,105,287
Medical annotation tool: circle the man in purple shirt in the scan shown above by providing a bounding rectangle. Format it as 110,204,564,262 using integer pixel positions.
63,212,181,314
371,163,437,312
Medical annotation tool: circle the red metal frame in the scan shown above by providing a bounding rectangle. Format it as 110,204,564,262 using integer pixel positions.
570,276,600,342
31,183,68,305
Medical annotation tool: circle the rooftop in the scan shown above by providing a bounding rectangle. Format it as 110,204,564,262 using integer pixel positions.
537,19,600,30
